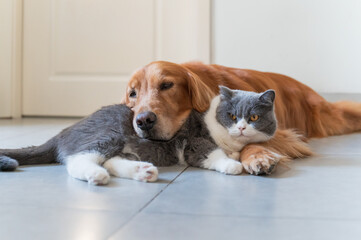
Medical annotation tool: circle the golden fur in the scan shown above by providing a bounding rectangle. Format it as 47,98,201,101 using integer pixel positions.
124,61,361,172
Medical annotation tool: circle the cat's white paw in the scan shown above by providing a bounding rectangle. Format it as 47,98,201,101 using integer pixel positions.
133,163,158,182
242,151,281,175
218,159,243,175
86,169,110,185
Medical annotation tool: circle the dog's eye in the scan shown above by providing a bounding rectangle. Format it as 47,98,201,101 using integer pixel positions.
228,113,237,121
129,90,137,98
160,82,174,91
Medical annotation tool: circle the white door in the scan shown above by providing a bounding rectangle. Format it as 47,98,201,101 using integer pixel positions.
22,0,210,117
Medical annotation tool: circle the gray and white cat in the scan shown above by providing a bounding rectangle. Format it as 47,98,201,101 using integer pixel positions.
0,86,277,185
206,86,277,160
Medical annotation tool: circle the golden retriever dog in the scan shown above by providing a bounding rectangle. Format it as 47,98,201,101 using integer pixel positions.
123,61,361,174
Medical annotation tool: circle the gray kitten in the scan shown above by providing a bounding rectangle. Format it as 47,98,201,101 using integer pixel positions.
0,87,277,184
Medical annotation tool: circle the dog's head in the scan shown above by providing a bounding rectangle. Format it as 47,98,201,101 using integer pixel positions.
123,61,214,140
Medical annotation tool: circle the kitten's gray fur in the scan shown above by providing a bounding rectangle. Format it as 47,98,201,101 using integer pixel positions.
0,105,216,171
0,87,278,181
0,106,173,167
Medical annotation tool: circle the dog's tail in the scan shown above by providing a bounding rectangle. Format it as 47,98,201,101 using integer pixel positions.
332,101,361,133
0,139,57,171
308,100,361,137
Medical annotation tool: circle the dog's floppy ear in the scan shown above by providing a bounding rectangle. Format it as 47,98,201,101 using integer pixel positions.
186,70,215,112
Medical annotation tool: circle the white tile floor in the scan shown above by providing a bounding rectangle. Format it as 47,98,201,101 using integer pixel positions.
0,94,361,240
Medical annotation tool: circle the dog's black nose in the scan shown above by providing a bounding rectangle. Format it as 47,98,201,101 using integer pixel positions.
136,111,157,131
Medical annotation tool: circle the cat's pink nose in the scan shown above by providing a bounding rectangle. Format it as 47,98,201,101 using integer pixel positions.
239,126,246,131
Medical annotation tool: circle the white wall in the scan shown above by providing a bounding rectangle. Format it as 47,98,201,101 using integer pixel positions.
212,0,361,93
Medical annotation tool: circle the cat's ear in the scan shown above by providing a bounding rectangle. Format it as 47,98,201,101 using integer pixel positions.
259,90,276,104
219,86,234,99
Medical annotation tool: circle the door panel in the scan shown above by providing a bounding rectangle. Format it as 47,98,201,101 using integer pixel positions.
23,0,210,117
51,0,154,75
23,0,154,116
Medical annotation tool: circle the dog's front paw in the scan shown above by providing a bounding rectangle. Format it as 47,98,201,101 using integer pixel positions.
86,169,110,185
218,159,243,175
133,163,158,182
242,150,281,175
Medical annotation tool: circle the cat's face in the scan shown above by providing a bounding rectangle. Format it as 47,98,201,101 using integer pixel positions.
216,86,277,142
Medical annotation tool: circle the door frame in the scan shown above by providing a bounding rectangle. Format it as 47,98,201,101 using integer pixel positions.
0,0,22,118
1,0,210,118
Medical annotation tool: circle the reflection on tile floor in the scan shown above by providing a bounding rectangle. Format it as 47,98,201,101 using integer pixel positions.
0,116,361,240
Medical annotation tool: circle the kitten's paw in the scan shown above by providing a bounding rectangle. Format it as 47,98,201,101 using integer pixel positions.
218,159,243,175
133,163,158,182
242,151,281,175
86,169,110,185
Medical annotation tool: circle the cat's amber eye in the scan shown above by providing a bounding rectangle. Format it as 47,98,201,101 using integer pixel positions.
250,115,259,121
229,113,237,121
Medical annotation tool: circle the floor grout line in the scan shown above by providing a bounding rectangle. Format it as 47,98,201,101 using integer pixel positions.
138,166,189,212
138,211,361,222
105,166,189,239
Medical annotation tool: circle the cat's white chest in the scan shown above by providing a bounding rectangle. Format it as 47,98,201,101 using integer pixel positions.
204,96,246,154
210,128,245,153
